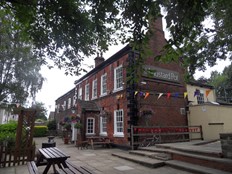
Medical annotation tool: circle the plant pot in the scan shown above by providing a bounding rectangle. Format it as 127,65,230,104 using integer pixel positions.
64,138,69,144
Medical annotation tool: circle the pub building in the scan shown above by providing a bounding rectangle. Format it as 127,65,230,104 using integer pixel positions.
55,17,188,148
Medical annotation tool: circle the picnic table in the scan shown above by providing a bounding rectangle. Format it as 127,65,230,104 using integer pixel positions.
36,147,70,174
86,136,111,149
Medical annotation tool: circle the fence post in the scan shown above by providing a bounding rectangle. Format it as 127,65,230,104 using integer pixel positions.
200,125,203,140
131,125,134,150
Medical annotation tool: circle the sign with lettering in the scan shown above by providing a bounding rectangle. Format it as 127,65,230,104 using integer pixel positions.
143,65,180,83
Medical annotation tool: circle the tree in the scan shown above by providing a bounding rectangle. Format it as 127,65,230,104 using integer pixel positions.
33,102,48,120
1,0,231,77
208,63,232,102
0,9,44,104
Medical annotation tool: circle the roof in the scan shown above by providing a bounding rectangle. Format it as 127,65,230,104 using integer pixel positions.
187,81,214,89
74,44,131,85
77,99,100,111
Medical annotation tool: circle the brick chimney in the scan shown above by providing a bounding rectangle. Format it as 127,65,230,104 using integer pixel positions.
94,53,105,67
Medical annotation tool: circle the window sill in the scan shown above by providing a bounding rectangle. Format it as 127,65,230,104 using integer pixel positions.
100,133,108,136
113,133,124,138
112,87,123,93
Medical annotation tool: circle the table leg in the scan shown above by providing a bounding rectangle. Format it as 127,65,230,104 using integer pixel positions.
43,163,52,174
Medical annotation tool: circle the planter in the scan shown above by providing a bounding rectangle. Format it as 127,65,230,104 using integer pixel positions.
64,137,69,144
220,133,232,159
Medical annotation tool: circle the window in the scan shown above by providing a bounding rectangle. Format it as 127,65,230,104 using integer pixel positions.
101,73,107,96
197,91,205,104
85,84,89,101
114,65,123,91
78,87,82,100
114,109,124,137
73,96,76,106
92,79,97,99
63,101,66,110
86,118,95,135
100,117,107,136
68,98,71,109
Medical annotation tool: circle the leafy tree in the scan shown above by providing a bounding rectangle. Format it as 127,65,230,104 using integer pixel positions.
208,63,232,102
0,9,44,104
33,102,48,121
1,0,232,77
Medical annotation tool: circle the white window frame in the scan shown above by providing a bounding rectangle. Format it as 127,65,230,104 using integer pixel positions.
63,101,66,110
100,117,107,136
113,109,124,137
101,73,107,96
197,90,205,104
78,87,82,100
85,84,90,101
92,79,97,99
73,96,76,106
68,97,71,109
114,65,123,92
86,117,95,135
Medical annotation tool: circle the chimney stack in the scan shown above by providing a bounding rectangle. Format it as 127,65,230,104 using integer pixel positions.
94,52,105,67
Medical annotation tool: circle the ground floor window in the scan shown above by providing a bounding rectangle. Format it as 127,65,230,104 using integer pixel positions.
100,117,107,136
113,109,124,137
86,117,95,135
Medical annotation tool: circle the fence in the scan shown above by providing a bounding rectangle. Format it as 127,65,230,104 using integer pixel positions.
0,143,36,167
131,125,203,150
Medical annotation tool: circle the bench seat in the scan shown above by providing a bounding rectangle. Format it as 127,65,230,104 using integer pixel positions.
27,161,39,174
59,161,94,174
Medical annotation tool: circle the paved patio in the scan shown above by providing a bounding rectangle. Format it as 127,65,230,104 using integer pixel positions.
0,137,198,174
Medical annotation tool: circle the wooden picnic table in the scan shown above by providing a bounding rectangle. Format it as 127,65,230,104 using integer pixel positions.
86,136,111,149
36,147,70,174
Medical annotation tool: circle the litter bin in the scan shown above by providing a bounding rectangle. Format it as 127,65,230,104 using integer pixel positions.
220,133,232,159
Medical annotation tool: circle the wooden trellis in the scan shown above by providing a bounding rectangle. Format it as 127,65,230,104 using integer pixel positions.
0,109,36,167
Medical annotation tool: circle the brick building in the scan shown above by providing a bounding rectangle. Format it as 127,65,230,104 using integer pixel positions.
55,18,188,147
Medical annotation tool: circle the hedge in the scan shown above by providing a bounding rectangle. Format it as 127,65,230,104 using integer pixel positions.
33,126,48,137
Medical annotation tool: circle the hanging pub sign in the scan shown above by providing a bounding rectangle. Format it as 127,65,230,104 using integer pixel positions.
143,65,180,83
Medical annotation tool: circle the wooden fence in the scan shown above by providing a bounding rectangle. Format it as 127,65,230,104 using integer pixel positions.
0,143,36,167
131,125,203,150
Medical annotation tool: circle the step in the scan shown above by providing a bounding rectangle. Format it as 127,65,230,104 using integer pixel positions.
112,152,165,168
129,150,172,161
166,160,232,174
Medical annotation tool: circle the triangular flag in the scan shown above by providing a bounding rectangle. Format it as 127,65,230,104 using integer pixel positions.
194,89,200,97
157,93,163,100
205,89,211,97
167,92,171,99
134,91,138,96
144,92,150,99
139,91,144,96
184,92,188,98
174,92,179,98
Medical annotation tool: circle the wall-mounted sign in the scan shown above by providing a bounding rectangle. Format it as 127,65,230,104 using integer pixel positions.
143,65,180,83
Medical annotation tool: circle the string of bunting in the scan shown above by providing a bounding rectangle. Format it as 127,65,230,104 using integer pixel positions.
132,89,212,100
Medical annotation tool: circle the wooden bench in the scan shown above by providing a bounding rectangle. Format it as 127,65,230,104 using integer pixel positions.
87,137,111,149
58,161,94,174
27,161,39,174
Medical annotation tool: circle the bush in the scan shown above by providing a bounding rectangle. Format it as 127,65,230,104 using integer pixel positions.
33,126,48,137
0,122,17,144
47,120,56,130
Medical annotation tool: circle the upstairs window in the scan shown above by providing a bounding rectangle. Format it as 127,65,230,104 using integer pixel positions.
85,84,89,101
68,98,71,109
197,91,205,104
114,65,123,91
78,87,82,100
101,73,107,96
92,79,97,99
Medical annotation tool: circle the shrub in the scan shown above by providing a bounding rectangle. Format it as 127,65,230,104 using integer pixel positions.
33,126,48,137
47,120,56,130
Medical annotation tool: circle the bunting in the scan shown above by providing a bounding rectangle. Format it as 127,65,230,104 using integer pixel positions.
157,93,163,100
144,92,150,99
184,92,188,99
167,92,171,99
205,89,211,97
